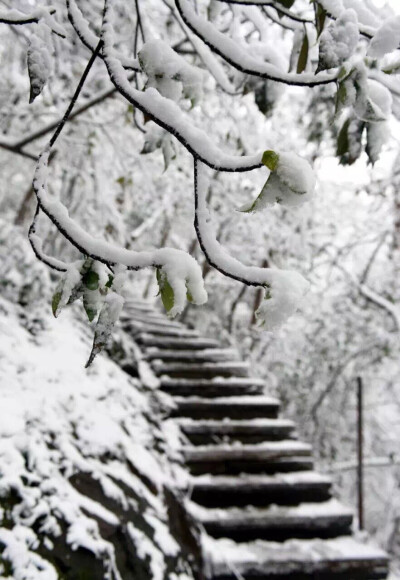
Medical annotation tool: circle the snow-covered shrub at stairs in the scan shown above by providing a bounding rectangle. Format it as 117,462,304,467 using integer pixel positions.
0,222,201,580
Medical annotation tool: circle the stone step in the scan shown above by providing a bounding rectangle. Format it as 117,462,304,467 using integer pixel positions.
136,335,220,350
123,310,185,328
152,361,250,379
189,472,332,507
160,378,265,399
170,396,281,421
123,301,156,313
124,316,185,331
190,499,353,542
182,440,311,474
178,418,294,444
124,323,200,338
184,441,313,476
145,348,239,363
204,536,389,579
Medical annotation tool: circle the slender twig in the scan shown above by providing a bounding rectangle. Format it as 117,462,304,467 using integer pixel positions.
49,41,103,148
28,41,103,271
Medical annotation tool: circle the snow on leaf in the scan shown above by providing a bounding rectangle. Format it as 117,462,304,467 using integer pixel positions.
354,79,393,123
366,121,389,165
51,264,82,318
162,134,178,171
139,39,204,105
27,24,53,103
316,9,359,73
85,293,124,367
239,152,315,212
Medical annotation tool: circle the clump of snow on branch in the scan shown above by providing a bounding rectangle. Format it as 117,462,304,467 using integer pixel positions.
368,16,400,59
139,39,204,106
355,78,393,123
255,270,310,331
27,23,53,103
317,9,359,73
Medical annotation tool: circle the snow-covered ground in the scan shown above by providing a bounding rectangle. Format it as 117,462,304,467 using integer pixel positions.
0,296,194,579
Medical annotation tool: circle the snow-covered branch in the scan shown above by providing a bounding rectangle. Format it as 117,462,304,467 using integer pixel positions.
66,0,140,72
101,1,262,172
175,0,338,87
0,7,66,38
194,159,309,329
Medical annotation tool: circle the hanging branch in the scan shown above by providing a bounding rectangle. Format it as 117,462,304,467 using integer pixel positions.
174,0,338,87
0,7,66,38
28,40,104,272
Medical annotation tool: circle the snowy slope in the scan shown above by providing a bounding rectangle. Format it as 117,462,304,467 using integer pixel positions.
0,296,198,579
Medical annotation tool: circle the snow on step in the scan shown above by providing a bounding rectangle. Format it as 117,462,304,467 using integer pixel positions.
189,471,332,507
178,418,294,443
204,536,389,579
183,441,312,463
170,395,281,420
124,316,185,330
183,439,314,476
125,323,200,338
152,360,250,378
137,335,220,349
189,499,354,541
145,348,239,363
160,377,265,398
124,311,186,327
123,301,155,313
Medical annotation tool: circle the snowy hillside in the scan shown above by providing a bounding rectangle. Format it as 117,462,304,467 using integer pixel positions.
0,295,200,579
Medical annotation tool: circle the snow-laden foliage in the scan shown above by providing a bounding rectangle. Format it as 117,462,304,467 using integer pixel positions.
2,0,400,351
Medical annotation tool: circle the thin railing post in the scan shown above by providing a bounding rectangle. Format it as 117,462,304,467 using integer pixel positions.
357,376,364,530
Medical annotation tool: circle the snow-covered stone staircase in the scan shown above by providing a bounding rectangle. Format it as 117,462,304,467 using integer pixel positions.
122,299,389,580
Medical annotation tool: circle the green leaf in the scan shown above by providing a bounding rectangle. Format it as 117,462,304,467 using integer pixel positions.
335,81,347,116
296,32,309,74
275,0,295,8
83,301,97,322
238,173,275,213
337,117,365,165
67,283,83,305
262,150,279,171
254,81,275,117
382,61,400,75
82,270,99,291
315,3,327,37
52,291,62,318
83,288,101,322
336,118,350,158
156,268,175,314
105,274,114,289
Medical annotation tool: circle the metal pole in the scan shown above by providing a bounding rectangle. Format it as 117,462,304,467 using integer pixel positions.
357,376,364,530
